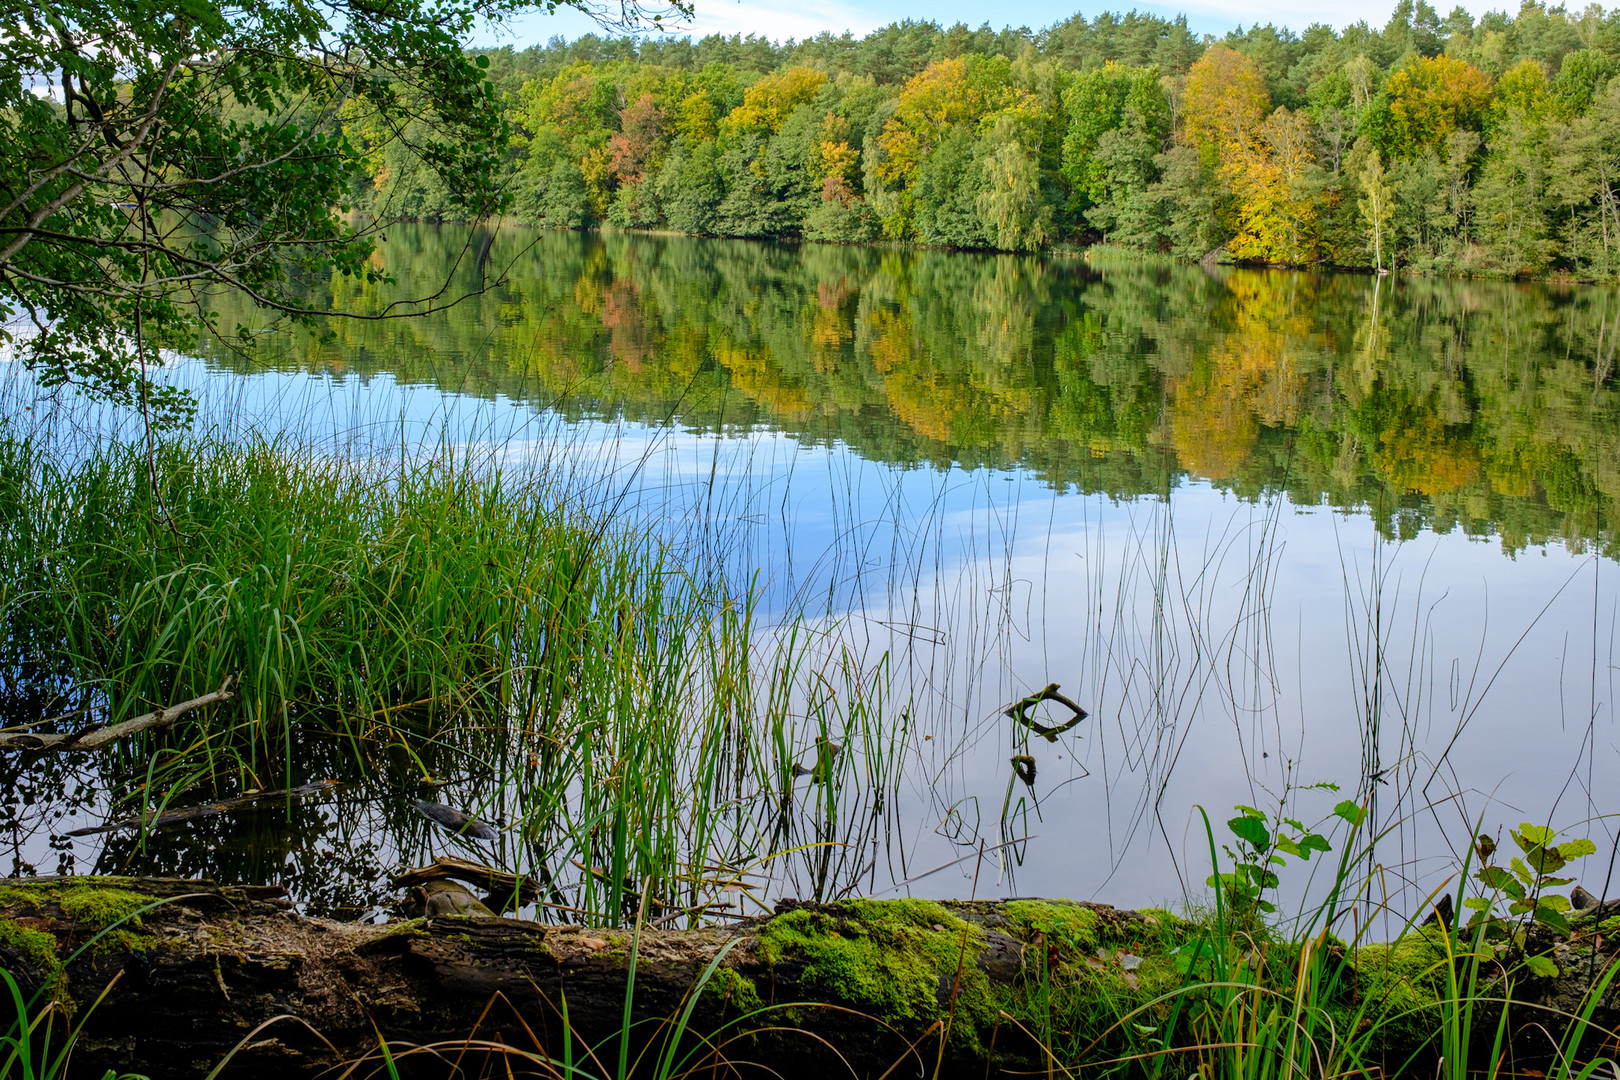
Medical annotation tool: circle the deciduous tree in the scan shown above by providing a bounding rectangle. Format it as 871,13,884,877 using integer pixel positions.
0,0,682,420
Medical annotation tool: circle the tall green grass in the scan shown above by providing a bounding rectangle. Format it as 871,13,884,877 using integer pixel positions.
0,413,904,924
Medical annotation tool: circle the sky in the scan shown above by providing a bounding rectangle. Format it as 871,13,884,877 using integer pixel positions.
477,0,1523,52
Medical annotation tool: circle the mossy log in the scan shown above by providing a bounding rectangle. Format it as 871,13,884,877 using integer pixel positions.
1,877,1617,1079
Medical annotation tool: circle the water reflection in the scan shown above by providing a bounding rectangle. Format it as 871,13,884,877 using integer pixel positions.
204,226,1620,554
4,228,1617,925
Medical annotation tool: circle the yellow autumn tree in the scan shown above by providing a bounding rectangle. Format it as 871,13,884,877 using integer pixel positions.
874,58,992,188
722,66,828,135
1224,108,1332,264
815,113,862,204
1374,55,1494,156
1181,46,1269,160
675,88,720,144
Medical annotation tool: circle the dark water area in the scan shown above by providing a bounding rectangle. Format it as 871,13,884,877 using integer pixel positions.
6,225,1619,928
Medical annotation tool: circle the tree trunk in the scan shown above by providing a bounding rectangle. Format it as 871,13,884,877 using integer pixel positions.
0,877,1070,1079
2,877,1616,1079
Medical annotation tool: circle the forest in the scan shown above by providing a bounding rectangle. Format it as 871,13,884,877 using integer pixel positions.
350,2,1620,277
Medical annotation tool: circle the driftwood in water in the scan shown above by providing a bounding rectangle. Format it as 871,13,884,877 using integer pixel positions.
1003,683,1086,742
0,678,235,752
61,780,340,837
391,856,541,910
2,877,1617,1079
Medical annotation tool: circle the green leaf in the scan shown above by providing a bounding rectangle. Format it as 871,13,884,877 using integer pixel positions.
1526,845,1567,875
1532,907,1572,934
1462,897,1492,911
1555,838,1597,859
1514,824,1556,850
1333,800,1366,826
1478,865,1525,899
1227,815,1271,851
1539,894,1571,913
1300,833,1332,854
1523,954,1559,978
1510,857,1535,886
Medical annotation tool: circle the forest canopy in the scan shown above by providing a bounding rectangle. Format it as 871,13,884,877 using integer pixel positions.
361,2,1620,278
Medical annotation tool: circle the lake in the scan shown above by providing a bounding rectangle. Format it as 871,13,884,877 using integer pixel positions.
7,226,1619,926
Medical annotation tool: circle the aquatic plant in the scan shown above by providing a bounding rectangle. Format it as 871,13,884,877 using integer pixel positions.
0,406,905,924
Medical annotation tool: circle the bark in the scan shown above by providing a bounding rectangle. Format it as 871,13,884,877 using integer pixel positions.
0,878,1074,1079
0,678,235,752
1,877,1616,1080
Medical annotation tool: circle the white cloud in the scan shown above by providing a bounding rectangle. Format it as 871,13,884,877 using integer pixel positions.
680,0,884,41
481,0,880,47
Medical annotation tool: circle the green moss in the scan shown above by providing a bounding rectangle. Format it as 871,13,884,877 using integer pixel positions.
56,886,152,931
1350,926,1452,1048
0,882,165,958
0,884,44,914
0,917,60,977
756,899,993,1049
704,966,764,1013
1003,900,1099,954
1134,908,1189,936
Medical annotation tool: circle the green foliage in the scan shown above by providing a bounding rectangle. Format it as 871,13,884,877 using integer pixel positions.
1205,790,1358,927
912,129,990,248
1463,822,1597,939
392,5,1620,281
657,144,725,235
0,0,699,422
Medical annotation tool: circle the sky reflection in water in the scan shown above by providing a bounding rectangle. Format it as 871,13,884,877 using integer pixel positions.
11,228,1619,923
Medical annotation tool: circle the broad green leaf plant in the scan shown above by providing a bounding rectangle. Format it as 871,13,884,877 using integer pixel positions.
1464,822,1597,972
1206,782,1365,931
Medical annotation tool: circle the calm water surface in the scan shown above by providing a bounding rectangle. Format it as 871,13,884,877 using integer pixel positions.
9,226,1620,923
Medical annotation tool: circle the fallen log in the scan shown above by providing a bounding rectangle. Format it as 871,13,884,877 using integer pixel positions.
0,878,1161,1078
0,678,235,752
0,877,1616,1079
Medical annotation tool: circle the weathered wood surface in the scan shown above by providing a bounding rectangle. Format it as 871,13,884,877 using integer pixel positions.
0,678,235,752
1,877,1059,1079
2,877,1617,1079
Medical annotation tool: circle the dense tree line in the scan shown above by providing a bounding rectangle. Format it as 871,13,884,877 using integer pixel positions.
349,3,1620,278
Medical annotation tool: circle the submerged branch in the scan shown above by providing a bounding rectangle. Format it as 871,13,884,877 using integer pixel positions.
0,676,235,751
